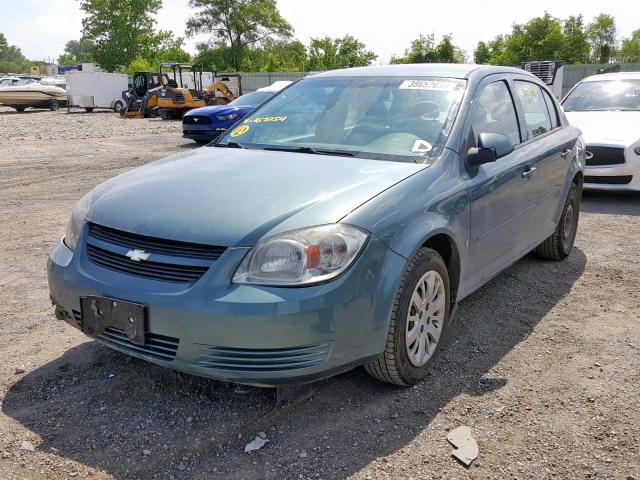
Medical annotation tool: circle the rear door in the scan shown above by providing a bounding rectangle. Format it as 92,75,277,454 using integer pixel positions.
510,78,573,236
465,76,536,289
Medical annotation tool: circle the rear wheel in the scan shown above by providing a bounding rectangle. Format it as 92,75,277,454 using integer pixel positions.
14,106,26,112
84,107,94,113
49,99,59,111
365,247,450,386
535,183,580,260
113,100,124,114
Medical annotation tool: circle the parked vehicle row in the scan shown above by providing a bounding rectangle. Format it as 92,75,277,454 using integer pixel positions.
48,64,585,390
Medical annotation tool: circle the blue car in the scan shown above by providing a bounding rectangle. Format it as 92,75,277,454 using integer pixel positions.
48,64,584,389
182,85,289,143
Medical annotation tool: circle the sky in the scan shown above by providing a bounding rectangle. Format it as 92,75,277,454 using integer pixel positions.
1,0,637,64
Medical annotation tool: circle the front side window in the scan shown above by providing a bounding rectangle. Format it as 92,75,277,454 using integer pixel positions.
215,76,467,163
562,79,640,112
515,81,552,140
468,80,521,146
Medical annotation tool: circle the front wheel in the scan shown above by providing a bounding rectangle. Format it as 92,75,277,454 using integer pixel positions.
113,100,124,114
535,183,580,260
365,247,450,386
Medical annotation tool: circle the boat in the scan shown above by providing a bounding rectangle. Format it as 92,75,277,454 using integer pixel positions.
0,79,67,111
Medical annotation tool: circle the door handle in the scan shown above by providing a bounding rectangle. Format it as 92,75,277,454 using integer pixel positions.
560,148,571,158
521,167,537,180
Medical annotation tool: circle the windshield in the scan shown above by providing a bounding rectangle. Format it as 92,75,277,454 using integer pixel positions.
563,79,640,111
229,91,273,106
215,76,466,163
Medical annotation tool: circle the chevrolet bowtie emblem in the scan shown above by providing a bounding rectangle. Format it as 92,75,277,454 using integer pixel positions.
125,249,151,262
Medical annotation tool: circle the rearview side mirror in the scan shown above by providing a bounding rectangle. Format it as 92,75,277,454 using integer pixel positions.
466,133,515,168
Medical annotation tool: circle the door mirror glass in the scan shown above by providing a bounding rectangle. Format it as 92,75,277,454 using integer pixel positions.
467,132,514,168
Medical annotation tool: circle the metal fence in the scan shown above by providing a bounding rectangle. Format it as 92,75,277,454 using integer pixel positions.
231,64,640,96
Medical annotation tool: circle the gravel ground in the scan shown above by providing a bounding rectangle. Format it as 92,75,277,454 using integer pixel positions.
0,106,639,480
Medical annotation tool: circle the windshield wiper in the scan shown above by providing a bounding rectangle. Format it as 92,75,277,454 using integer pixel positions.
214,141,246,149
262,145,359,157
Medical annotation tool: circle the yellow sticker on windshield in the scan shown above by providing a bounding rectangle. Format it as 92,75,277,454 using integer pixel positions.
230,125,250,137
244,116,287,124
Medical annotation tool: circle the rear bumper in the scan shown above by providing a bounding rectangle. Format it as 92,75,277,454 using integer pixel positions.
47,234,405,386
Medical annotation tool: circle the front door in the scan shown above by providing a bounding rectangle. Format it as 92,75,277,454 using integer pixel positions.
464,77,539,290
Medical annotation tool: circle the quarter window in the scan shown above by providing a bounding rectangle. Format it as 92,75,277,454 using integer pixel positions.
469,81,521,146
515,81,552,140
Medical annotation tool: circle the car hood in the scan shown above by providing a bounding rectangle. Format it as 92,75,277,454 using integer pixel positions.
564,111,640,146
185,105,250,117
87,147,426,247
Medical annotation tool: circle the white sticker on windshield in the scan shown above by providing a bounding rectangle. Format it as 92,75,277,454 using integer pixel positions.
399,80,458,91
412,139,433,153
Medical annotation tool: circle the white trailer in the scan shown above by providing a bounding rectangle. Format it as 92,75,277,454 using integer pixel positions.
65,67,129,112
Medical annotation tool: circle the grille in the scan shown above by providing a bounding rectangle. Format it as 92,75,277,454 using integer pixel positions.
99,327,179,361
86,223,225,283
87,244,209,283
584,175,633,185
72,312,179,361
195,344,331,372
89,224,225,260
173,92,185,103
585,146,626,166
522,61,556,84
183,115,212,125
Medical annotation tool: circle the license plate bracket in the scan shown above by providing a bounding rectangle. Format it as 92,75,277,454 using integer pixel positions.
80,296,146,346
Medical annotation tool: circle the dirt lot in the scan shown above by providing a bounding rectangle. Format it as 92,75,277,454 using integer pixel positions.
0,105,639,480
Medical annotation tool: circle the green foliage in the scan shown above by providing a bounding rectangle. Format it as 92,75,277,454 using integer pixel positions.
80,0,165,71
562,15,589,63
473,41,491,64
475,12,620,65
391,34,465,64
587,14,616,63
0,32,29,73
620,29,640,62
241,39,307,71
308,35,377,70
125,56,155,74
186,0,293,71
59,38,95,65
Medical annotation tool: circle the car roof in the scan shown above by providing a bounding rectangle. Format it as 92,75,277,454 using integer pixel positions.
310,63,532,80
580,71,640,82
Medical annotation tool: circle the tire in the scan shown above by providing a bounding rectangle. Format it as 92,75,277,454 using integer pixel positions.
113,100,124,114
365,247,450,386
49,99,59,111
14,106,26,112
85,107,94,113
535,183,580,260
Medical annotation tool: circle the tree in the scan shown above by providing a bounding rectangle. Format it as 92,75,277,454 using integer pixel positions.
80,0,164,71
242,39,307,71
561,15,589,63
391,34,464,64
620,29,640,62
60,38,95,64
587,14,616,63
474,41,491,64
308,35,376,70
0,32,29,73
186,0,293,71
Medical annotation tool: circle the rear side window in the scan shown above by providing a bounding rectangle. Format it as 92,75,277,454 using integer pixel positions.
469,80,521,146
542,89,559,129
515,81,552,140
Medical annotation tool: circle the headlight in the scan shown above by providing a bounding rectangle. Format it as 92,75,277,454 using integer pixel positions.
63,191,92,251
216,113,238,121
233,224,369,286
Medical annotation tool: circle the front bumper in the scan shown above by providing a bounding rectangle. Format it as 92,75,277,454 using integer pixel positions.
583,146,640,191
182,123,229,142
47,232,405,386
